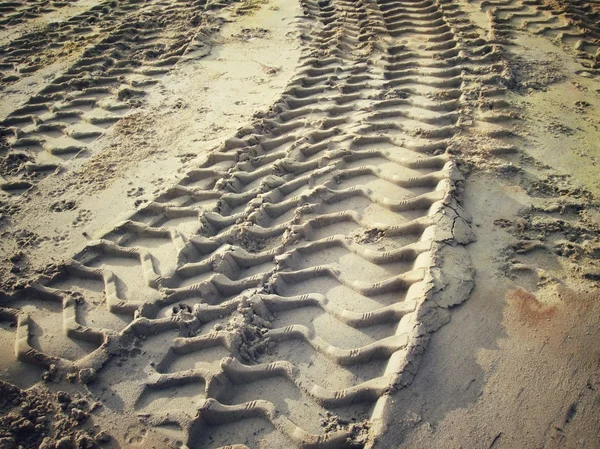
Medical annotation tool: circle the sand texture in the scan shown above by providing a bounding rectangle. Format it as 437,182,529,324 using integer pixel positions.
1,0,599,448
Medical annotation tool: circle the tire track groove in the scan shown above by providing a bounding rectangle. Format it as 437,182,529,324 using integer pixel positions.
0,0,486,447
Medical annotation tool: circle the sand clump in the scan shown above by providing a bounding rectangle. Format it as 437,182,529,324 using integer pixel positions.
0,382,108,449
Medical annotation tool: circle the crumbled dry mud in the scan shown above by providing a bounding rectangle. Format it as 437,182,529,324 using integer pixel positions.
1,0,599,448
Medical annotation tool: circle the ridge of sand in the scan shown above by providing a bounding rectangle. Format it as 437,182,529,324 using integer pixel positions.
1,0,599,448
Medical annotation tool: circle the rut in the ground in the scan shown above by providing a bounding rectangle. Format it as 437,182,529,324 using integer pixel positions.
0,0,79,31
0,0,227,193
0,0,531,447
0,0,228,87
477,0,600,72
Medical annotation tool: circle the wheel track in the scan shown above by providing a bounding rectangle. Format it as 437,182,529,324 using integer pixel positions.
0,0,500,447
0,0,161,87
451,0,600,322
0,0,79,32
0,0,228,193
476,0,600,71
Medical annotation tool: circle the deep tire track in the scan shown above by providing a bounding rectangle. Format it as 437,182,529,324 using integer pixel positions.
478,0,600,72
0,0,513,447
0,0,226,194
0,0,159,87
0,0,79,31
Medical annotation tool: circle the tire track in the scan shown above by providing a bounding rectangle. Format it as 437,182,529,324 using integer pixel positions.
0,0,226,194
0,0,156,87
0,0,488,447
449,0,600,318
0,0,79,31
478,0,600,72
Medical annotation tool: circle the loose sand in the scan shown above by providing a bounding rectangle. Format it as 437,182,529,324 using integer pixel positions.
0,0,599,448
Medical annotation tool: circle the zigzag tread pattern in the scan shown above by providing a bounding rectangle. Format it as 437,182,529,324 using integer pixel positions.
0,0,79,31
0,0,224,87
0,0,228,193
477,0,600,71
0,0,495,447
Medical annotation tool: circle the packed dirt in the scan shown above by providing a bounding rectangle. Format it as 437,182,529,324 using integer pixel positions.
1,0,599,447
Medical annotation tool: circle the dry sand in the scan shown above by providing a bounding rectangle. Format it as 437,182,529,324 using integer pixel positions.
0,0,599,448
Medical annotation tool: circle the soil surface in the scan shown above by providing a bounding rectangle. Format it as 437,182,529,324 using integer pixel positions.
1,0,599,448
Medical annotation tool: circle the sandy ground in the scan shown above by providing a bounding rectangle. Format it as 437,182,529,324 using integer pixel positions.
0,0,599,448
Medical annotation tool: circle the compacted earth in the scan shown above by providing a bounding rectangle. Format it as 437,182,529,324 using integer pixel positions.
0,0,599,447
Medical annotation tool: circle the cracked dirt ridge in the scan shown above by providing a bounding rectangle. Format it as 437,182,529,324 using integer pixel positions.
1,0,600,448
